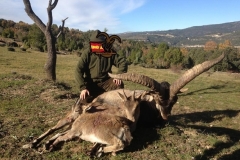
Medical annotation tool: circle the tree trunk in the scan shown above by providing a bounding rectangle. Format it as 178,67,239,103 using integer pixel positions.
23,0,66,81
45,31,57,80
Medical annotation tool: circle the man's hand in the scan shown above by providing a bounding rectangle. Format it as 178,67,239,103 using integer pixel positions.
113,78,122,86
80,89,90,100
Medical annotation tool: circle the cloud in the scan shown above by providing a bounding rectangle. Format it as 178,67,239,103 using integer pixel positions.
0,0,146,33
117,0,146,14
54,0,121,32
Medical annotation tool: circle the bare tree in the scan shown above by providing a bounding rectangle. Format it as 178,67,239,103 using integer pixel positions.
23,0,68,80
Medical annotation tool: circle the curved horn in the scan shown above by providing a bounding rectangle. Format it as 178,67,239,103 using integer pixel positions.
96,32,109,41
108,73,161,91
170,53,225,97
109,35,121,43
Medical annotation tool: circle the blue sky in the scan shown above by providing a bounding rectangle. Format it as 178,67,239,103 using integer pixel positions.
1,0,240,33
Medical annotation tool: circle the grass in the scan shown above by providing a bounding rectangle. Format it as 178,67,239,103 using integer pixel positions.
0,46,240,160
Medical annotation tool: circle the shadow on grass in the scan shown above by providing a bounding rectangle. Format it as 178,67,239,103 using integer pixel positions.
171,109,240,160
172,109,239,124
180,84,240,96
124,126,161,153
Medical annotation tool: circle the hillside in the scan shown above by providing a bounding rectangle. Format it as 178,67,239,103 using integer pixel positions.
118,21,240,47
1,18,240,48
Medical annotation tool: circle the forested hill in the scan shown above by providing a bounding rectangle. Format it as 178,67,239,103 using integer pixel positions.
1,18,240,72
1,18,240,47
118,21,240,46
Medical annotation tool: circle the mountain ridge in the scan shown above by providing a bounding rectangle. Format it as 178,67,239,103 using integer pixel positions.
118,21,240,46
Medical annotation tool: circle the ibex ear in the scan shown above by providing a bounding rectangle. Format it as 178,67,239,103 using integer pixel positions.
82,105,93,113
130,90,136,101
141,95,153,102
117,90,127,102
178,88,188,93
139,91,153,101
72,98,81,112
140,91,147,98
118,92,126,101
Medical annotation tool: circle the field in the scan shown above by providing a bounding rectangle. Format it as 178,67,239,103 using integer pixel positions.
0,47,240,160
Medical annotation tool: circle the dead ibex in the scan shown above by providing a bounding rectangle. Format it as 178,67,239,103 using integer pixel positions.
49,112,132,156
23,90,145,156
47,52,225,155
47,91,144,156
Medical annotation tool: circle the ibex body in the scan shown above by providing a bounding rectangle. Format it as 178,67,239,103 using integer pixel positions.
24,91,144,156
48,91,143,156
88,90,148,131
49,112,132,156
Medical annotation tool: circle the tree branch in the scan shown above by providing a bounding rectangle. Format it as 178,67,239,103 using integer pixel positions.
23,0,46,33
49,0,58,9
56,17,68,38
47,0,58,31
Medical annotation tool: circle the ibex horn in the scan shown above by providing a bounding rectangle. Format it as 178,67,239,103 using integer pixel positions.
170,53,225,97
96,32,109,40
109,35,121,43
108,73,161,91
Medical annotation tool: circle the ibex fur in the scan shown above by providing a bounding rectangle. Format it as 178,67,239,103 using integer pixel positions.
47,91,143,156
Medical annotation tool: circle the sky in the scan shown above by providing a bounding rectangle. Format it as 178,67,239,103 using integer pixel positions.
1,0,240,34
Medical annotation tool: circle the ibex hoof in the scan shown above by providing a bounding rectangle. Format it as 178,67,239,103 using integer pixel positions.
48,145,55,152
96,147,103,157
44,141,52,150
22,143,32,149
88,143,103,157
111,152,116,156
22,143,34,149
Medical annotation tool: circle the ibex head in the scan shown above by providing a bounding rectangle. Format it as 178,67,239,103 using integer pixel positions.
109,53,225,120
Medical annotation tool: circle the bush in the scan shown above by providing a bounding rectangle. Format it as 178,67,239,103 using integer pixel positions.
0,43,6,47
7,47,15,51
170,64,183,73
7,41,18,47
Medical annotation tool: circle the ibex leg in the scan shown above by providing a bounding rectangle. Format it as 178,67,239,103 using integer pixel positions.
22,108,80,149
102,138,125,156
49,130,79,151
44,130,69,150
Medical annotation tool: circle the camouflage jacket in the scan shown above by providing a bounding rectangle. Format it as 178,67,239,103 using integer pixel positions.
75,48,128,91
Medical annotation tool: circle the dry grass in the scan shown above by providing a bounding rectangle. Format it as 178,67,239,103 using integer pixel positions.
0,46,240,160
